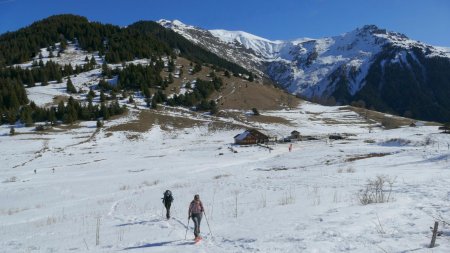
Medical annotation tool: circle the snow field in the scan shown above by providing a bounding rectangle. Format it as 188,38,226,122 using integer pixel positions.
1,103,450,252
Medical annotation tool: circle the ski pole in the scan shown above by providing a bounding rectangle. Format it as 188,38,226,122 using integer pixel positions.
203,211,213,237
184,217,190,240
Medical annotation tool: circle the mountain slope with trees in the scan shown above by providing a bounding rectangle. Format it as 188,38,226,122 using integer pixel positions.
0,15,257,126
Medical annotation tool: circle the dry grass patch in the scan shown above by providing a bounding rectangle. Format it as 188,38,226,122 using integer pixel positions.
246,114,293,125
343,106,439,129
346,153,391,162
215,81,301,111
223,111,292,126
107,109,203,133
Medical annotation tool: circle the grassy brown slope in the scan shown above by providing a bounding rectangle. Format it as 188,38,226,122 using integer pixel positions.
342,106,440,129
158,57,301,111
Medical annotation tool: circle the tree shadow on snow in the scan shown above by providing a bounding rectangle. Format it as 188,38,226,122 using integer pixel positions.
122,240,194,250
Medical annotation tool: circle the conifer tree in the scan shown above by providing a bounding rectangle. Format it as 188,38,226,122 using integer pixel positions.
20,105,34,126
100,90,106,102
66,77,77,93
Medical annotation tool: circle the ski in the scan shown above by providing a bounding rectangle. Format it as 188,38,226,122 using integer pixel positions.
194,237,202,244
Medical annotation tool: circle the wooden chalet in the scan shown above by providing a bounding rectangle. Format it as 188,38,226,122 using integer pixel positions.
290,130,301,140
234,129,269,145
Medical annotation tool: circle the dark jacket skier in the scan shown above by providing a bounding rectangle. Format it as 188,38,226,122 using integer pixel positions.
188,194,204,239
162,190,174,219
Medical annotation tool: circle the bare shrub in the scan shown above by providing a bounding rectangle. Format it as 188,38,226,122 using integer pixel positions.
358,175,395,205
213,174,231,180
346,167,356,173
279,188,296,205
140,180,159,187
424,136,435,146
172,182,190,189
3,176,17,183
260,192,267,208
46,216,57,225
119,185,130,191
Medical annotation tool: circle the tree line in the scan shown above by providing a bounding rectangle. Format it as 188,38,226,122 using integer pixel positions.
0,59,97,86
2,96,126,126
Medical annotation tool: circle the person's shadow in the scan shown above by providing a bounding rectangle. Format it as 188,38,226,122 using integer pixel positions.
123,240,194,250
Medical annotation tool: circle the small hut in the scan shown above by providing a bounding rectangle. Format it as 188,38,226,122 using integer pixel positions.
234,129,269,145
290,130,301,140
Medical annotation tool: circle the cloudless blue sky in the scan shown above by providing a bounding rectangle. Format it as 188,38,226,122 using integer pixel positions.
1,0,449,46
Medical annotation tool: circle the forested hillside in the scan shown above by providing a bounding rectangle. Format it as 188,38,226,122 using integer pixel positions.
0,14,250,126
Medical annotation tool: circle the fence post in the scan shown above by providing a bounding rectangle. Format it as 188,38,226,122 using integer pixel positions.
430,221,439,248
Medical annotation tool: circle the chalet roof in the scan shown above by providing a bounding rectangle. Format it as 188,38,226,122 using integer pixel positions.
234,129,269,141
234,131,252,141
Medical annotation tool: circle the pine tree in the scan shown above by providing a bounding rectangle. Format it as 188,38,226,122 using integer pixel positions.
59,39,67,52
7,109,17,125
87,89,96,102
102,62,112,78
57,100,65,119
210,100,218,114
9,92,20,110
151,97,158,109
248,73,254,82
193,63,202,74
100,103,109,120
48,108,56,125
168,59,175,72
96,119,103,128
20,106,34,127
66,77,77,93
100,90,106,102
252,107,260,116
27,72,35,87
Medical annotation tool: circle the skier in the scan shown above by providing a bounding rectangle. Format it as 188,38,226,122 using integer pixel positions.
162,190,173,219
188,194,204,241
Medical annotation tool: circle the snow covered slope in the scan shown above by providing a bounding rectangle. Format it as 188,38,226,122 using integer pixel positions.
1,103,450,252
160,20,450,122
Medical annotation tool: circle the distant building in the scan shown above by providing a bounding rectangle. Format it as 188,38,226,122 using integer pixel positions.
290,130,301,140
234,129,269,145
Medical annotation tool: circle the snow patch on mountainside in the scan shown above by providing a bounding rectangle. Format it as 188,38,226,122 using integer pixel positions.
209,29,286,59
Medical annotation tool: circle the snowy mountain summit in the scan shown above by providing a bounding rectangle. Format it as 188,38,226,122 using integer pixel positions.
160,20,450,122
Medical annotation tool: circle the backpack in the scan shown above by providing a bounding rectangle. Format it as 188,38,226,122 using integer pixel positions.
163,190,173,202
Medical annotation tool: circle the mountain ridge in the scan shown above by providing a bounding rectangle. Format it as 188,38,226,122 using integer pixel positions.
159,20,450,122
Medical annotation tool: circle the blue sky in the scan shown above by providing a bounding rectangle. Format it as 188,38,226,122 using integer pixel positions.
1,0,449,46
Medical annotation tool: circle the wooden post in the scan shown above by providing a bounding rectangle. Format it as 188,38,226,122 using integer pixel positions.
430,221,439,248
